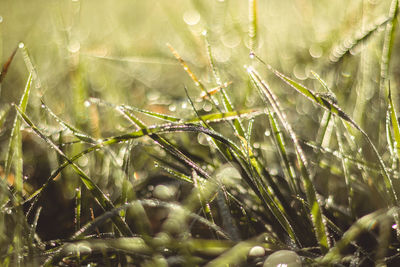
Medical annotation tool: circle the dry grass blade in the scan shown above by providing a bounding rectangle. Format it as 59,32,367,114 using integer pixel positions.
0,45,18,84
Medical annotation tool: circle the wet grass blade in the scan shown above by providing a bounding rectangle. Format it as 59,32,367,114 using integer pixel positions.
318,208,398,265
4,73,32,198
248,66,330,252
41,100,96,143
388,89,400,163
267,110,298,194
205,240,257,267
192,170,216,232
248,0,258,53
335,118,354,216
267,64,398,205
14,105,133,237
121,104,181,122
379,0,399,94
329,16,390,63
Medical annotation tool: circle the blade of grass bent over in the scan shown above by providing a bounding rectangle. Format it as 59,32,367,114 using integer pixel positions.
14,105,133,237
248,66,330,252
267,64,398,205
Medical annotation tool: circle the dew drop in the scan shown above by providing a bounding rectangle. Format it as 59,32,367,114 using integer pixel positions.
68,41,80,53
248,246,265,258
0,16,3,23
183,10,201,26
249,52,255,59
392,224,398,230
169,104,176,112
84,100,91,107
18,42,25,49
264,130,271,137
203,102,212,112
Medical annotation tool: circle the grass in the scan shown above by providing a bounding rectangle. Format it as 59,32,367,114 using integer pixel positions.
1,0,400,266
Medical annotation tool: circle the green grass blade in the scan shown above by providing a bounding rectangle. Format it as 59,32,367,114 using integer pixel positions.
329,16,391,63
380,0,399,95
267,64,398,205
267,111,298,194
248,0,257,53
186,109,263,124
14,105,133,237
248,66,330,252
122,104,181,123
205,240,256,267
318,208,398,265
388,89,400,162
335,118,354,216
4,73,32,197
41,100,96,143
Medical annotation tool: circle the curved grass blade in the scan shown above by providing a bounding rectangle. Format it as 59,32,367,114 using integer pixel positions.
40,100,96,143
318,207,399,265
4,73,32,198
248,66,330,252
122,104,181,123
267,64,398,205
44,237,151,267
14,105,133,237
379,0,399,95
185,84,299,244
205,240,257,267
186,108,263,124
329,16,390,63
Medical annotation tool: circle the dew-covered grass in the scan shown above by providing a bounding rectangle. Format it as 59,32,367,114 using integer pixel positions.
1,0,400,266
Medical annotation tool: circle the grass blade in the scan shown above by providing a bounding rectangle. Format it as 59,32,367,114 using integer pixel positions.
248,66,330,252
248,0,258,53
14,105,133,237
4,73,32,197
266,64,398,205
379,0,399,95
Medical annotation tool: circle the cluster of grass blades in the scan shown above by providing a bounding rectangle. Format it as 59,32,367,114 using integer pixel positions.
3,0,400,266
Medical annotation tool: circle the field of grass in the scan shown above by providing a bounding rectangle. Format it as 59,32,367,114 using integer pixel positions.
2,0,400,266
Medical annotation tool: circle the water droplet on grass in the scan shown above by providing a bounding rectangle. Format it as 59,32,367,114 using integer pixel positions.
169,104,176,112
18,42,25,49
263,250,302,267
183,10,201,26
248,246,265,258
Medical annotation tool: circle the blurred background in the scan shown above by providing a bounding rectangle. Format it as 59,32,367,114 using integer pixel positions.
0,0,397,241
